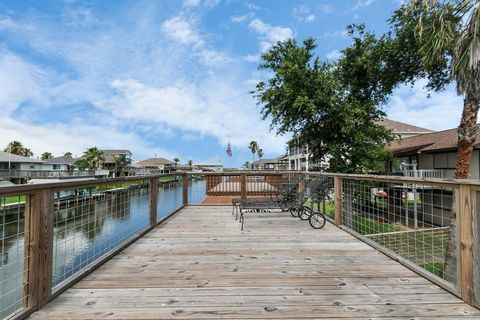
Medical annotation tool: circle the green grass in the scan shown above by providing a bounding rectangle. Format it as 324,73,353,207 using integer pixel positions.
353,215,407,235
420,262,444,278
2,195,26,205
305,200,334,219
159,176,178,182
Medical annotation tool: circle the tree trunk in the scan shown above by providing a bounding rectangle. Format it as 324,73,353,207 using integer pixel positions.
444,94,479,285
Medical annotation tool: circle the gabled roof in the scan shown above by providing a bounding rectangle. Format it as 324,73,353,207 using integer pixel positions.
136,158,175,167
44,156,76,165
388,125,480,155
252,155,288,165
377,119,434,134
101,150,132,155
0,151,43,163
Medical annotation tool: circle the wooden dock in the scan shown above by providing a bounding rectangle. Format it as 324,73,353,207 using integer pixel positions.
28,206,479,319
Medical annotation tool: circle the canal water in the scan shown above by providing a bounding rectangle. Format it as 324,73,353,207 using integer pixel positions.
0,179,206,319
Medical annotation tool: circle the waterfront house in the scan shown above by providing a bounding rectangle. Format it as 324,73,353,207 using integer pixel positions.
251,155,288,170
101,150,133,177
135,157,175,173
41,155,75,172
388,125,480,179
286,119,434,171
0,151,44,183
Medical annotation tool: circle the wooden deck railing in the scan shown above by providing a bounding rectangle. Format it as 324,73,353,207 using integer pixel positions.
0,171,479,320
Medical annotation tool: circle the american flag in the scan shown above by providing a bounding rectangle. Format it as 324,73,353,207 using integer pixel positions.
226,142,232,157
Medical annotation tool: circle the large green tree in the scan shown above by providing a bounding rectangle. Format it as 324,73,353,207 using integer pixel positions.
253,34,394,173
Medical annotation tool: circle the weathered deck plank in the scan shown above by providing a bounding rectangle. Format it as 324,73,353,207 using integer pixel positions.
28,206,479,319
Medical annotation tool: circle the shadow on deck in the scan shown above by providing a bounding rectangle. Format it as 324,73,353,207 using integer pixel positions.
28,206,479,319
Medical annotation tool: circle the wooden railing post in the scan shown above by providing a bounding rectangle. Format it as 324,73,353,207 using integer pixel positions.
23,194,38,308
240,173,247,199
334,176,343,226
458,184,474,305
149,178,158,227
182,174,189,205
26,189,54,309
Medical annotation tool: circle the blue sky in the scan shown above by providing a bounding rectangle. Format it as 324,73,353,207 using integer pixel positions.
0,0,464,167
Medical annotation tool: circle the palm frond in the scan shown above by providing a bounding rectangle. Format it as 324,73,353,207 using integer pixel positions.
452,1,480,99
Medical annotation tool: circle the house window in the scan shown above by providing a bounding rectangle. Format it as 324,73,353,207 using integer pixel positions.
53,165,61,170
29,165,35,169
433,152,457,169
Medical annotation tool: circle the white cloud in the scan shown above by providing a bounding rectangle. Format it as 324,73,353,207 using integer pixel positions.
231,12,255,23
0,7,290,162
352,0,375,10
387,81,463,131
183,0,201,7
293,5,315,23
242,54,260,63
326,50,342,60
0,117,174,160
0,51,52,114
162,16,204,47
244,2,261,11
106,77,287,152
198,49,232,66
324,30,348,38
248,19,294,51
318,4,334,14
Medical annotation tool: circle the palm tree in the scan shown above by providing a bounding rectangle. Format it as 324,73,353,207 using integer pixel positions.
41,152,53,160
411,0,480,285
243,161,250,169
257,148,264,160
173,158,180,168
83,147,105,169
4,141,25,155
413,0,480,179
74,158,89,171
64,152,73,157
248,141,259,168
21,148,33,157
113,155,131,177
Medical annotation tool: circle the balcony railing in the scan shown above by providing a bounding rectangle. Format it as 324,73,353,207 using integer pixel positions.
0,170,96,179
0,171,479,320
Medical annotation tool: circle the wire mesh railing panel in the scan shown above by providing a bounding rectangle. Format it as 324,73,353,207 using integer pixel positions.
246,174,286,198
188,176,206,205
307,175,335,220
341,178,456,286
0,194,31,319
51,180,150,288
205,174,241,195
157,176,183,219
474,191,480,308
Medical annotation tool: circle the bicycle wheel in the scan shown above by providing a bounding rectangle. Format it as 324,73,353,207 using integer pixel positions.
309,212,326,229
289,207,299,217
299,206,312,220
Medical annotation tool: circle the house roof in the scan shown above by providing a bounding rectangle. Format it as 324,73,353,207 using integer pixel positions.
44,156,76,165
252,155,288,165
100,150,132,155
377,119,434,134
0,151,43,163
388,125,480,155
287,119,433,145
135,158,175,167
